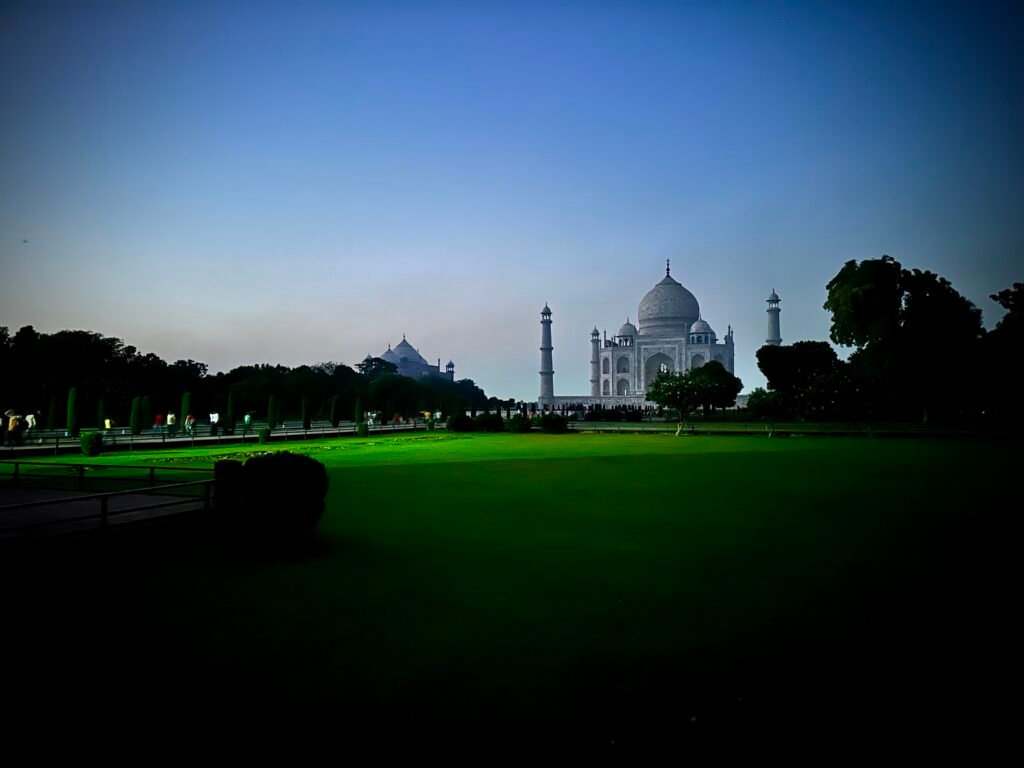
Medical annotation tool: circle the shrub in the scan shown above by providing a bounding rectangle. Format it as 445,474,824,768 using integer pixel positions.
357,421,369,437
267,395,279,430
258,427,271,444
213,459,244,509
241,451,329,539
66,387,78,436
507,414,532,433
46,396,58,431
540,413,570,434
80,431,102,456
225,389,235,435
129,396,142,435
426,418,436,432
446,413,475,432
474,412,505,432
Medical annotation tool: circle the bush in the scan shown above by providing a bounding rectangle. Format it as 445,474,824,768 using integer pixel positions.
80,431,102,456
213,459,243,509
66,387,78,437
240,452,329,539
258,427,271,444
507,414,532,433
474,412,505,432
446,413,475,432
540,413,570,434
426,419,436,431
357,421,369,437
129,396,142,435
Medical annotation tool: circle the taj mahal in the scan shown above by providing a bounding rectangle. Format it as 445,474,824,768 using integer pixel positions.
538,261,780,409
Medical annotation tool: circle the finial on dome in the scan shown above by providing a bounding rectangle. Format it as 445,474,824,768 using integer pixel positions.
403,333,406,340
666,259,671,276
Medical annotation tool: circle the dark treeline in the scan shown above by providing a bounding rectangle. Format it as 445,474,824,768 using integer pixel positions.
748,257,1022,424
0,325,492,431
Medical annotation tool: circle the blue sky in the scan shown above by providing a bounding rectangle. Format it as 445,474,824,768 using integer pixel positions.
1,1,1021,398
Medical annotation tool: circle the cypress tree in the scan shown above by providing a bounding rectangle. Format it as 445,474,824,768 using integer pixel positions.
96,398,106,429
129,396,142,435
301,396,311,430
354,397,363,425
66,387,78,436
141,395,153,429
329,395,339,427
267,395,278,431
180,392,192,424
46,396,58,430
225,388,235,435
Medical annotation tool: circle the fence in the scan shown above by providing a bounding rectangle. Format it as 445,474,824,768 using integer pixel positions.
1,419,445,455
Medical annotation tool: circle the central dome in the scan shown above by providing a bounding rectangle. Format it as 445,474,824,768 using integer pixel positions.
637,271,700,337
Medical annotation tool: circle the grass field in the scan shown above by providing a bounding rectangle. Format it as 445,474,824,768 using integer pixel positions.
3,432,1019,745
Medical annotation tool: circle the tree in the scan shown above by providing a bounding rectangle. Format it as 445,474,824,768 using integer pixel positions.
329,395,340,427
746,388,782,431
646,371,702,435
301,396,311,430
180,392,192,424
688,361,742,416
824,256,983,421
354,397,363,425
356,356,397,381
756,341,846,419
66,387,78,437
96,398,106,429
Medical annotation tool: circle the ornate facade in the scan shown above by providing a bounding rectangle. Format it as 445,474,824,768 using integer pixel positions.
539,262,735,408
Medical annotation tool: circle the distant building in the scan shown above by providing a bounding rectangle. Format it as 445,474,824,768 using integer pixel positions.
538,261,737,408
368,335,455,381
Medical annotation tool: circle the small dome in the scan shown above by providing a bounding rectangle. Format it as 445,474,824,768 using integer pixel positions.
617,318,637,337
768,290,780,302
638,272,700,337
591,326,600,337
541,303,552,315
690,319,713,335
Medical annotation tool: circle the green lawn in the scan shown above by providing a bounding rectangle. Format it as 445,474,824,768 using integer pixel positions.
3,432,1018,743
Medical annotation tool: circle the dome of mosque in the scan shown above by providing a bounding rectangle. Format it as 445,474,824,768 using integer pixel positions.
637,264,700,337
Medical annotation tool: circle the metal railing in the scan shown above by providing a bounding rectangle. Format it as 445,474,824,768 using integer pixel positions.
0,460,211,492
1,419,445,454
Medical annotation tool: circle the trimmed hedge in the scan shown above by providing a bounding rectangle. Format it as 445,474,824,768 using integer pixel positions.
539,413,570,434
507,414,532,433
80,431,102,456
474,412,505,432
446,414,475,432
242,452,328,538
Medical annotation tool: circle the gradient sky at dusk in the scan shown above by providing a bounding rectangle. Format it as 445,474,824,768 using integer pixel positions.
2,1,1021,398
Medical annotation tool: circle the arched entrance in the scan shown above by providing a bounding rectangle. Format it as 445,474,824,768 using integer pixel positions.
690,353,705,369
644,352,674,393
616,378,629,395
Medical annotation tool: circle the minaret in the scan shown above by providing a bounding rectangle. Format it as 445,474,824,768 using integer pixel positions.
539,304,554,401
590,327,600,397
766,290,782,346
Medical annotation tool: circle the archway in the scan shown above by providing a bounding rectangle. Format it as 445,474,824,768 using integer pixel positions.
616,378,629,395
643,352,674,393
602,358,610,374
616,356,630,373
690,353,705,369
602,380,610,395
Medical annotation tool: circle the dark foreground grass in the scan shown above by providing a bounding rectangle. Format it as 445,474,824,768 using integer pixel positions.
2,434,1019,747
